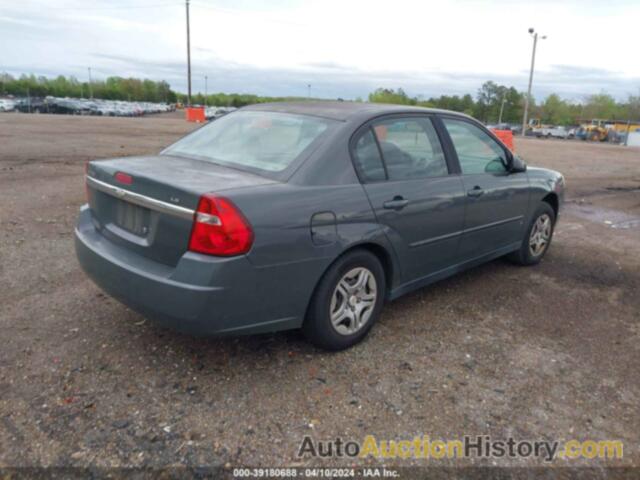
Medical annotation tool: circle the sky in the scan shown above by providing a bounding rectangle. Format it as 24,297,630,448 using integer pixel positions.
1,0,639,101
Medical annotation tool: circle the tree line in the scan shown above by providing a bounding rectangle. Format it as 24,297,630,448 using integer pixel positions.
366,83,521,123
2,73,638,124
0,73,314,107
0,73,176,103
368,82,640,125
181,92,308,108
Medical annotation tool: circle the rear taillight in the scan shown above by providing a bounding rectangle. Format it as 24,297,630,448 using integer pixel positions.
188,194,254,256
115,171,133,185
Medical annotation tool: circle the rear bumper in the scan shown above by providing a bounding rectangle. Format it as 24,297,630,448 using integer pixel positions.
75,205,300,335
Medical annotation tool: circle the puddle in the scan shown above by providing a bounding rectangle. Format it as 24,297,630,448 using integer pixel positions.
563,203,640,230
611,219,640,229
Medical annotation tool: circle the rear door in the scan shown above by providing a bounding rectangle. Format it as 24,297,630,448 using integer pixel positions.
439,116,530,261
352,115,466,284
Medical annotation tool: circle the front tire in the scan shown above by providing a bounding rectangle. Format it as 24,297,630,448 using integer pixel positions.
508,203,556,265
303,250,385,350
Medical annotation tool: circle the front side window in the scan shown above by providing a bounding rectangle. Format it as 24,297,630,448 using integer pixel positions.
442,118,508,175
162,111,334,174
371,117,448,180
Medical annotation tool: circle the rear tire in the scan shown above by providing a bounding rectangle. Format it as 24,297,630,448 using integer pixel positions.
508,203,556,266
303,250,385,351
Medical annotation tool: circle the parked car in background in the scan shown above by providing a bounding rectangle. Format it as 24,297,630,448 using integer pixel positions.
205,106,237,121
0,98,15,112
76,102,565,350
487,123,522,135
509,124,523,135
499,123,523,135
43,97,173,116
14,97,49,113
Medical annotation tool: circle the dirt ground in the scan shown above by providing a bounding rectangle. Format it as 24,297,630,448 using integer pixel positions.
1,113,639,472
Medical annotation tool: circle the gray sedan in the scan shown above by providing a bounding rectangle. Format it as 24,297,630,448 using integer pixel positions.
75,102,565,350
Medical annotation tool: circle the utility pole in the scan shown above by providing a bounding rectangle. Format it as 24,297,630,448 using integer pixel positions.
88,67,93,99
307,84,311,99
498,94,506,124
522,28,546,136
205,75,208,106
186,0,192,106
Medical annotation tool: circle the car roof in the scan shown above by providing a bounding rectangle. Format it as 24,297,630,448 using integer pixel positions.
243,101,470,122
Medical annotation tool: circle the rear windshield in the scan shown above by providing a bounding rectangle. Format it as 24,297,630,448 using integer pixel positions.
162,110,334,175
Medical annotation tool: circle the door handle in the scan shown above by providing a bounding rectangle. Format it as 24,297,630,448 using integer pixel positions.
467,186,484,198
383,196,409,210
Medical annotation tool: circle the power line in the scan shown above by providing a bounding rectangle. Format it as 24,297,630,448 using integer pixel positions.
17,2,181,11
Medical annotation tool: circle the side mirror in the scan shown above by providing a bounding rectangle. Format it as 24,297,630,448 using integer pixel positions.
486,158,507,173
508,153,527,173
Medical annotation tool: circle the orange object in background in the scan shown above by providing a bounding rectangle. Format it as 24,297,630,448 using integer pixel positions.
185,106,206,123
491,129,514,152
374,124,388,141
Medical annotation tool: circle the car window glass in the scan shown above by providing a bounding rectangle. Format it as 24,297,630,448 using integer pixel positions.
163,111,333,174
371,117,448,180
353,129,387,182
442,119,507,174
373,118,449,180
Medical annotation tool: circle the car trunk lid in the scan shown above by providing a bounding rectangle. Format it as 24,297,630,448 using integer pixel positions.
86,154,275,266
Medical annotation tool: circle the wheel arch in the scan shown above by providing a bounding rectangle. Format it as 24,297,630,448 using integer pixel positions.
541,192,559,217
304,241,397,323
329,241,396,298
347,242,395,296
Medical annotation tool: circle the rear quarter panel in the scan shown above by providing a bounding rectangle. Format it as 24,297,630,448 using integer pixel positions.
225,181,394,327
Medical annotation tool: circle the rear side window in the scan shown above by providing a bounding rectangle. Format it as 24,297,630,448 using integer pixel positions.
372,117,448,180
353,129,386,182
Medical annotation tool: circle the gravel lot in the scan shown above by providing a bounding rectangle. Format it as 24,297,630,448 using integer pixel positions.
1,113,639,471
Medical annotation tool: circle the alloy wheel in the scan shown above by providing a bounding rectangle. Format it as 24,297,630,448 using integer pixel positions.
529,213,552,257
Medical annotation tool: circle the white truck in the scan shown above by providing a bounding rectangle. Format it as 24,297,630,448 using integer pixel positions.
539,125,570,139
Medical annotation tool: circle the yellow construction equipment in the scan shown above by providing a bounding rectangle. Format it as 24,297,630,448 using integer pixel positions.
577,119,640,142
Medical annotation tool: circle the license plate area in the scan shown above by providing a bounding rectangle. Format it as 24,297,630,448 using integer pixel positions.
115,200,150,236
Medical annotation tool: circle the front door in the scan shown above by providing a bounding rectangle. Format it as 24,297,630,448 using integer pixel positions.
440,117,530,261
352,115,466,284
